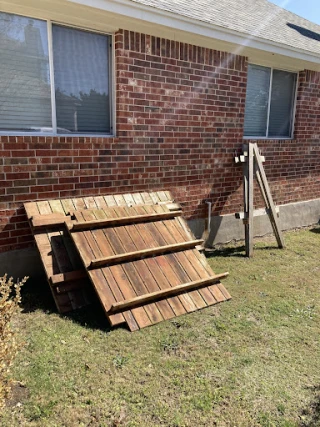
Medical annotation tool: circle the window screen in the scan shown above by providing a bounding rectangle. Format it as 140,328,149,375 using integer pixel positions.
0,13,52,132
52,25,111,134
244,64,296,138
244,65,270,137
269,70,296,137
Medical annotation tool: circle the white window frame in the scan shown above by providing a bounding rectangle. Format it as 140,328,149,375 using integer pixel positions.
0,13,115,137
243,65,298,140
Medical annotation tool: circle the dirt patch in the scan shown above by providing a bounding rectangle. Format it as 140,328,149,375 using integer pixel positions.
5,382,29,408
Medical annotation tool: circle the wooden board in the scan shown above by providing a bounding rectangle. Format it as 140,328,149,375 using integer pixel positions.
68,204,231,331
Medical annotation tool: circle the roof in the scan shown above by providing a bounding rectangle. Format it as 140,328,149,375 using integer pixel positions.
128,0,320,57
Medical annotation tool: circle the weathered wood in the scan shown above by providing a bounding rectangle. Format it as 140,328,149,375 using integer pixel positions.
70,210,182,231
31,213,70,229
109,273,229,314
89,239,204,269
24,202,40,220
50,269,87,286
253,143,285,249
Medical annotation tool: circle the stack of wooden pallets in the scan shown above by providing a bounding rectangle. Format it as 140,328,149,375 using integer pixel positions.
24,191,231,331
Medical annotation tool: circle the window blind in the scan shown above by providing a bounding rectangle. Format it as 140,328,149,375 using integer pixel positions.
52,25,111,134
0,13,52,132
268,70,296,138
243,65,270,137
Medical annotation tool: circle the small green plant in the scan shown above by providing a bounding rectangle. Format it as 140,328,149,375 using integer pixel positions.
113,355,128,369
0,274,28,407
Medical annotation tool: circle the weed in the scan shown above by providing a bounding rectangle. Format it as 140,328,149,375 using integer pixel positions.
0,274,27,408
113,355,128,369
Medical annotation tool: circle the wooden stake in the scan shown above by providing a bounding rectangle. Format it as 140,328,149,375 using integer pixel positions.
253,144,285,249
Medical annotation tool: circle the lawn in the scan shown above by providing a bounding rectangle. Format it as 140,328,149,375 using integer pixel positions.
1,227,320,426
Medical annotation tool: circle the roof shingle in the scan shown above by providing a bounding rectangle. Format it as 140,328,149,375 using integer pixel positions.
129,0,320,56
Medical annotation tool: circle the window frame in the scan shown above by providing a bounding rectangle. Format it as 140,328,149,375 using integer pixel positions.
0,13,115,137
243,64,299,140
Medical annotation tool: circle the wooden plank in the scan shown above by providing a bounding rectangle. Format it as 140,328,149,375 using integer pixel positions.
140,192,153,205
131,193,144,205
131,205,188,316
47,230,74,274
123,193,135,206
34,233,54,278
72,197,86,210
247,143,254,257
149,218,207,309
93,209,162,325
70,230,95,268
114,194,127,206
90,240,204,269
191,249,228,302
103,195,117,206
253,143,285,249
134,208,198,313
88,269,126,327
31,213,69,229
24,202,40,220
157,191,169,202
81,210,128,327
100,268,138,330
111,206,172,322
37,200,52,215
70,210,182,231
109,273,229,314
87,208,154,329
50,270,87,285
60,231,84,271
160,218,216,306
55,279,87,294
83,196,98,209
149,192,161,204
164,190,173,201
93,196,108,209
48,199,65,214
61,198,76,215
109,264,152,329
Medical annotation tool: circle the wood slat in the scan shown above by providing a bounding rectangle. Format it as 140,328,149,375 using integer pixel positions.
50,270,87,285
109,273,229,314
31,213,69,229
24,202,40,220
37,200,52,215
89,240,204,269
48,200,65,214
87,208,154,329
70,210,182,231
61,198,75,215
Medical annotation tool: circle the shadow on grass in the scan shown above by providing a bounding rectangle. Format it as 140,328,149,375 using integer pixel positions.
310,227,320,235
205,245,281,259
205,245,246,258
300,385,320,427
20,278,115,333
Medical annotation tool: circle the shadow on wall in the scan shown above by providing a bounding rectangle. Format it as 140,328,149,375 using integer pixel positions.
287,22,320,42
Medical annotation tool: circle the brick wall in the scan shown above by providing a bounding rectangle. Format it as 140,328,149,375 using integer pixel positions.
0,29,320,253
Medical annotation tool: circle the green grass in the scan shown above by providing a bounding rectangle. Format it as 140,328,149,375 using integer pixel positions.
1,227,320,426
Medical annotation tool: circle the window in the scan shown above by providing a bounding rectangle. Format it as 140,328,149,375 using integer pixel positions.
0,12,112,135
244,64,297,138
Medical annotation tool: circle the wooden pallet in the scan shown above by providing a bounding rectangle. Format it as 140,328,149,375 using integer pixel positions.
67,204,231,331
24,191,177,313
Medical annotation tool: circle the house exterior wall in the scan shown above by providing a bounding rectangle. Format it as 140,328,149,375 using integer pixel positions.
0,29,320,254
